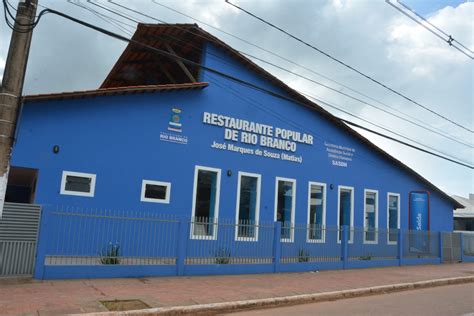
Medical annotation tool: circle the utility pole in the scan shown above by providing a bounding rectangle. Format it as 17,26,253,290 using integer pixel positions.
0,0,38,217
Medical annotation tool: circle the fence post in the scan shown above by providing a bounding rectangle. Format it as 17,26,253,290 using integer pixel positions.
33,205,48,280
273,221,281,273
341,225,348,269
438,231,444,264
460,233,464,263
176,217,188,276
398,229,403,266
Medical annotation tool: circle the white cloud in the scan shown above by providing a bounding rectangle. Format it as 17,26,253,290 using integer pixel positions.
386,2,473,78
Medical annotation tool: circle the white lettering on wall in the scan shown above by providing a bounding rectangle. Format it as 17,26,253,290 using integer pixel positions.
324,142,355,168
416,213,422,230
203,112,313,156
210,141,303,164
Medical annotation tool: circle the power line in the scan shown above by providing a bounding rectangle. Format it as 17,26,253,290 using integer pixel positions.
243,52,474,148
149,0,469,143
80,1,474,160
97,0,474,148
342,119,473,168
14,5,473,169
66,2,474,167
68,1,133,36
207,73,474,170
2,0,49,33
224,0,474,133
207,75,406,172
387,0,473,58
299,91,473,167
57,0,467,173
77,1,136,30
88,1,140,24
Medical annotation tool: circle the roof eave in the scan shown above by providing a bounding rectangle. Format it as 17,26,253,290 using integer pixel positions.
23,82,209,102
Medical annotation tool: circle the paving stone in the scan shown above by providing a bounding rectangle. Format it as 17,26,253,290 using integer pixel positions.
0,263,473,315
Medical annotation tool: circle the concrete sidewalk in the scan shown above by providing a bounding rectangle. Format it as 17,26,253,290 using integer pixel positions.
0,263,473,315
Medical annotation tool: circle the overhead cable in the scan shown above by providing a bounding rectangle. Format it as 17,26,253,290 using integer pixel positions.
386,0,473,59
224,0,474,133
14,4,474,169
98,0,473,148
68,0,133,36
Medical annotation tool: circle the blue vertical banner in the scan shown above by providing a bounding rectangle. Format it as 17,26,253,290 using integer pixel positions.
409,191,430,231
409,191,430,254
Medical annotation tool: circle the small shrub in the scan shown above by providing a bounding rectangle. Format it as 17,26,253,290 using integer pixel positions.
359,253,373,261
214,247,231,264
100,242,120,265
298,248,310,262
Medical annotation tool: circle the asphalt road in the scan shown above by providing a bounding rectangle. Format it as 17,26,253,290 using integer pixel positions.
224,283,474,316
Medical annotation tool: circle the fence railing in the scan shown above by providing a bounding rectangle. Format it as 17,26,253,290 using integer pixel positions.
44,208,180,266
187,218,274,265
33,207,469,279
462,232,474,262
281,225,340,263
348,228,398,261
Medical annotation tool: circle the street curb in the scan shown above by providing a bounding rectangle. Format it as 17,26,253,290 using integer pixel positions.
78,276,474,315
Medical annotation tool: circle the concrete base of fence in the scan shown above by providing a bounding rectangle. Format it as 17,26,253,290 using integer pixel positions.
37,257,444,280
346,259,399,269
42,265,177,280
78,276,474,316
401,257,441,266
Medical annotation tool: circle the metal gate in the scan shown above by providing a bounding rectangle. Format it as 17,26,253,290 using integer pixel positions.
0,202,41,276
442,232,462,263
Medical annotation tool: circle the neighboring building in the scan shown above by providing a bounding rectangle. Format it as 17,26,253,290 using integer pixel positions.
6,23,462,241
453,194,474,231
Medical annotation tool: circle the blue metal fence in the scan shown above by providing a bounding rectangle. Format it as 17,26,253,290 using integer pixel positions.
44,207,180,266
280,225,341,263
33,206,462,279
348,228,398,261
186,217,274,264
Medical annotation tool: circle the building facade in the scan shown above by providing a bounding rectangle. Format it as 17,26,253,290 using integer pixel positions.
4,24,462,278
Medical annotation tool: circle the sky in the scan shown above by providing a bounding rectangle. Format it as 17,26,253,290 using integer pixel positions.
0,0,473,198
404,0,467,14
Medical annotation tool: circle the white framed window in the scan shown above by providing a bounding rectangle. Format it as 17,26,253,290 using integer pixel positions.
363,189,378,244
140,180,171,204
190,165,221,240
387,192,401,245
235,172,261,242
307,182,326,243
274,177,296,242
60,171,96,197
337,185,354,243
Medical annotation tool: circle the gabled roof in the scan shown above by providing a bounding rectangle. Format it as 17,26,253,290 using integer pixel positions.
101,24,205,88
26,23,463,209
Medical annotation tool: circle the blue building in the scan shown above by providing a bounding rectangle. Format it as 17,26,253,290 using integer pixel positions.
5,24,463,278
